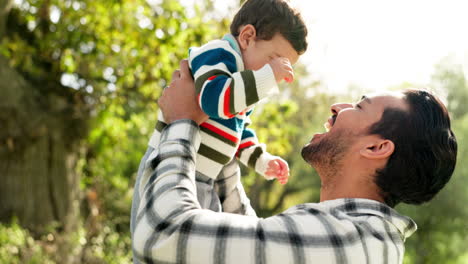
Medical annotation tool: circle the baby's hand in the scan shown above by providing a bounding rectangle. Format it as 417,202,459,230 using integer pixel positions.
269,57,294,83
265,158,290,185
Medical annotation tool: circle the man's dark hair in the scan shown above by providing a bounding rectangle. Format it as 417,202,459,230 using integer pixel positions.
369,89,457,207
230,0,308,55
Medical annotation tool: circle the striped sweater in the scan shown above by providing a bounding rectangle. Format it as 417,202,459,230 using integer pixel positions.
148,34,280,179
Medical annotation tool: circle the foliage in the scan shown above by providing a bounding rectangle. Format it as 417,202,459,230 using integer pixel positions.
432,57,468,119
0,220,54,264
81,223,133,264
0,218,133,264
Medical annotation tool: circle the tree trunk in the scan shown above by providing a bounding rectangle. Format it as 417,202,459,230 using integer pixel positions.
0,55,81,237
0,3,88,262
0,0,82,239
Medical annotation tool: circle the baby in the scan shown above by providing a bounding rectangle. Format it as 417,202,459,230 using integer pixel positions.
146,0,307,214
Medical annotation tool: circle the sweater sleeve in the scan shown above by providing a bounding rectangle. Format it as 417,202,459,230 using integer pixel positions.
236,117,276,180
189,40,279,119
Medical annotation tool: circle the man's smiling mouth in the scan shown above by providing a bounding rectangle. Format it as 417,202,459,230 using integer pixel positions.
324,121,331,132
324,114,337,132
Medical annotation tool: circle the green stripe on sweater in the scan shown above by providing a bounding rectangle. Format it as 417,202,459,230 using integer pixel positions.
229,78,236,115
241,70,258,106
248,146,264,169
194,69,230,94
200,126,237,147
198,144,232,164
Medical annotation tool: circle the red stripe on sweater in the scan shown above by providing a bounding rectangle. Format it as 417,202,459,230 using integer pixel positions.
207,76,217,81
200,122,239,144
239,141,255,150
223,86,235,118
236,141,256,157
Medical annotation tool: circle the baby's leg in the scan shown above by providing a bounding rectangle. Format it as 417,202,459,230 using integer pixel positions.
194,172,222,212
214,160,256,216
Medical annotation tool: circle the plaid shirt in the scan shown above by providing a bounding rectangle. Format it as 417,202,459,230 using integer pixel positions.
132,120,417,264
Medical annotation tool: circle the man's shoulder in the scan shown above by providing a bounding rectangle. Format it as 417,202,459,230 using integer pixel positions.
283,198,411,225
296,198,401,218
285,198,417,239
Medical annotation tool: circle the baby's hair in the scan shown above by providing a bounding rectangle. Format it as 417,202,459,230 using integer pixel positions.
230,0,308,55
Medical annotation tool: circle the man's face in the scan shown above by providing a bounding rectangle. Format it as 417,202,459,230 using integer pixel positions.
301,92,408,172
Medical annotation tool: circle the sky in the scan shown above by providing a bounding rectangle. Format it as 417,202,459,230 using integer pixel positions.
185,0,468,94
293,0,468,93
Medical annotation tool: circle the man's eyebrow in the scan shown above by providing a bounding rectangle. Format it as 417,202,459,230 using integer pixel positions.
360,95,372,104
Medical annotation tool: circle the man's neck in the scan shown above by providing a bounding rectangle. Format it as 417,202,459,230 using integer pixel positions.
318,172,385,203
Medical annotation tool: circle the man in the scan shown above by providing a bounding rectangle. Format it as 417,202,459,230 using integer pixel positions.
132,60,457,263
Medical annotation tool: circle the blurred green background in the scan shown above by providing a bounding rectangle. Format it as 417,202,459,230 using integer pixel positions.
0,0,467,263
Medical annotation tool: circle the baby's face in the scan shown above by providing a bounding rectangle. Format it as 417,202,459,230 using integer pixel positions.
242,33,299,71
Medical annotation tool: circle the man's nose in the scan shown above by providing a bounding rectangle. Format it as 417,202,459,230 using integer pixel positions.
331,103,353,115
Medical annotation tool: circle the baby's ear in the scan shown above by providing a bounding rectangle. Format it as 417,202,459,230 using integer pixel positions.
237,24,256,49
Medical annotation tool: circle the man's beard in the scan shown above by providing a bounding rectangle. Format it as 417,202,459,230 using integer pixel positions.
301,130,352,177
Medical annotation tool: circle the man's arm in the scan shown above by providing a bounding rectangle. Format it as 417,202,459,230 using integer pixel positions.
134,60,267,263
132,119,263,263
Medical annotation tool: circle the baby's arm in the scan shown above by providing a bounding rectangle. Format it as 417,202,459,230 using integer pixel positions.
189,40,279,119
236,117,290,184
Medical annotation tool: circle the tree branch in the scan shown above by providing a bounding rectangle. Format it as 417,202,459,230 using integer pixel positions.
0,0,13,40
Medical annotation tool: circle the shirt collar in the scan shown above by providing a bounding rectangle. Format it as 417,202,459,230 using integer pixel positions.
222,34,242,55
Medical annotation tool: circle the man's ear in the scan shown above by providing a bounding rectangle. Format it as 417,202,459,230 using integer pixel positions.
360,139,395,160
237,24,256,50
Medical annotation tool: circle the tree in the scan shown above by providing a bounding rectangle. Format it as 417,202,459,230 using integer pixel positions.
431,56,468,119
0,0,230,262
0,0,82,237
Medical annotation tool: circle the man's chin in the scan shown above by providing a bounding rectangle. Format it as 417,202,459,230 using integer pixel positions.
301,132,333,166
311,132,327,142
301,144,316,165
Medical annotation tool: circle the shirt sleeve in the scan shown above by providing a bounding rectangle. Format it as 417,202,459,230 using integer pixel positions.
132,119,409,264
132,119,264,263
189,40,279,119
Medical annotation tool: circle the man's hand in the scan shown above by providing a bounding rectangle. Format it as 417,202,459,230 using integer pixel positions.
158,60,209,124
265,157,290,185
269,57,294,83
